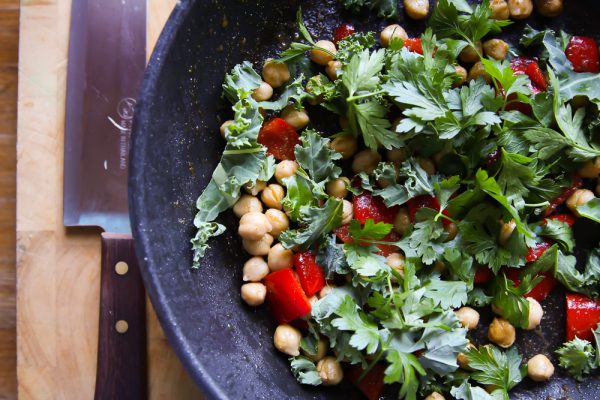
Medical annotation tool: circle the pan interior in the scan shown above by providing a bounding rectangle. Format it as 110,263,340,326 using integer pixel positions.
130,1,600,399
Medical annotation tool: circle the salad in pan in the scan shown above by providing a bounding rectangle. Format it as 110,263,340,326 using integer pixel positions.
190,0,600,398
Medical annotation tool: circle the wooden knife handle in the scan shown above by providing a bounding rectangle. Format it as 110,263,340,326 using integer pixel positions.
95,232,147,400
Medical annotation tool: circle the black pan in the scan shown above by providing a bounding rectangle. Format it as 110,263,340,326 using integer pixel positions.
130,1,600,398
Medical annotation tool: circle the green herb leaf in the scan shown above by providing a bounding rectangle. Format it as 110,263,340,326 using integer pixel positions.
556,338,596,381
289,356,322,385
222,62,262,104
490,273,542,329
576,198,600,223
295,129,342,184
349,219,393,241
466,345,525,395
280,197,343,251
451,381,494,400
316,234,350,279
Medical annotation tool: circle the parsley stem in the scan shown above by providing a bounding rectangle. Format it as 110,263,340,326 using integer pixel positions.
523,201,550,208
356,336,392,384
346,90,386,102
223,147,264,155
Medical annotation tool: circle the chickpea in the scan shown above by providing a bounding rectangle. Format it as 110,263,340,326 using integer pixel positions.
385,253,405,279
457,343,476,370
404,0,429,20
498,220,516,246
468,61,491,83
319,285,335,298
261,184,285,210
526,297,544,330
262,59,290,88
488,317,516,348
330,135,358,159
244,180,266,196
242,256,269,282
240,282,267,306
483,39,509,61
393,208,411,235
566,189,595,215
316,356,343,386
387,148,407,163
275,160,299,184
304,338,329,362
311,40,337,65
352,149,382,174
267,243,294,271
444,222,458,241
459,41,482,63
233,194,263,218
238,212,272,240
424,392,445,400
326,60,342,81
455,307,480,330
508,0,533,20
454,65,468,86
242,234,274,256
536,0,563,17
220,120,233,139
274,324,302,356
490,0,510,19
380,24,408,48
578,157,600,178
252,81,273,101
281,105,310,131
527,354,554,381
418,158,436,175
326,177,350,199
265,208,289,238
341,200,354,225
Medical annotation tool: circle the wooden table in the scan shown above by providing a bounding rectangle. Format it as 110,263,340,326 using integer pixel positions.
16,1,203,398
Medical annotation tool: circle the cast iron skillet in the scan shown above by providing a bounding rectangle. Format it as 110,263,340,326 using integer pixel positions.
130,1,600,398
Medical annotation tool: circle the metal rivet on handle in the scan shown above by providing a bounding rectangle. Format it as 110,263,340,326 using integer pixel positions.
115,261,129,275
115,320,129,334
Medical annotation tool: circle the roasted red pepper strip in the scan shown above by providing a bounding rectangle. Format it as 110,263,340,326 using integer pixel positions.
334,224,352,243
333,224,400,256
566,293,600,341
406,195,451,227
525,61,548,91
375,231,401,257
474,266,494,284
353,193,397,224
293,251,326,297
546,213,577,227
403,38,423,54
333,23,355,44
543,174,583,217
566,36,600,73
526,241,553,263
345,364,387,400
509,56,546,94
263,269,312,323
257,118,300,161
504,268,558,302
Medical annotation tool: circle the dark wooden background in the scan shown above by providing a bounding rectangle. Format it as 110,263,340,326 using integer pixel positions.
0,0,18,398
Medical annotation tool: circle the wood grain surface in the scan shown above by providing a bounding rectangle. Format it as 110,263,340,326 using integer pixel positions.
16,0,202,398
0,0,18,398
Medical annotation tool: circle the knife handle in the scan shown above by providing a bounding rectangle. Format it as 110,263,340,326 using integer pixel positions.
95,233,147,400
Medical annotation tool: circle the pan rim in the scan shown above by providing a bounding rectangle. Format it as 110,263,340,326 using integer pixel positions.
129,0,227,399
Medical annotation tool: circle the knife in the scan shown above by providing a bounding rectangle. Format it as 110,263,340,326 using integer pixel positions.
63,0,147,399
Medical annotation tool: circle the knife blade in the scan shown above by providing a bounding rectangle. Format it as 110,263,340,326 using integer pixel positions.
63,0,147,398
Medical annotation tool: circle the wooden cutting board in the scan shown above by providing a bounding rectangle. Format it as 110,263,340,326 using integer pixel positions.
16,0,203,398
